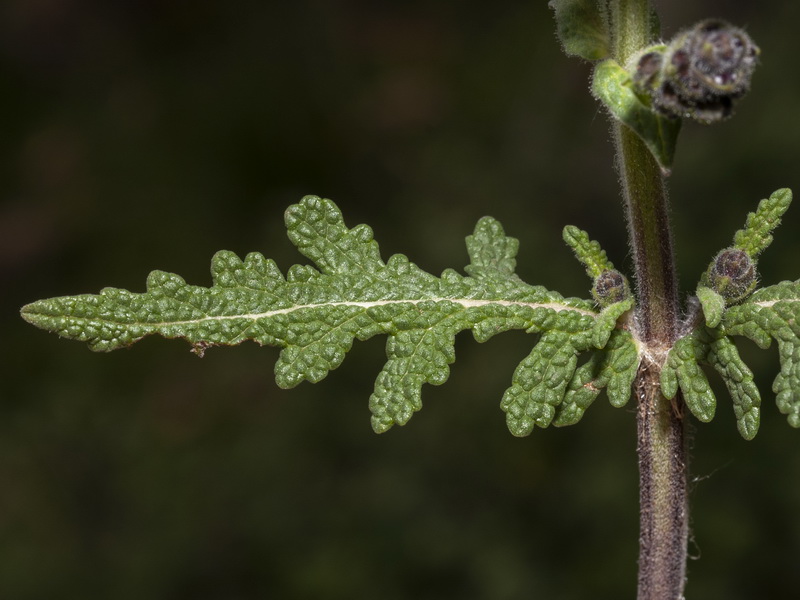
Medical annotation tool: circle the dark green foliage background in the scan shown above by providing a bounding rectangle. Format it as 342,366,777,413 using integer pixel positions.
2,1,799,598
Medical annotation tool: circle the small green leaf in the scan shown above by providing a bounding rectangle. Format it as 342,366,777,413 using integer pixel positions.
501,328,592,436
592,298,634,349
605,331,640,408
563,225,614,278
660,362,678,403
549,0,610,61
706,334,760,440
696,286,726,328
592,59,682,171
661,332,716,423
554,357,603,427
733,188,793,259
554,329,640,426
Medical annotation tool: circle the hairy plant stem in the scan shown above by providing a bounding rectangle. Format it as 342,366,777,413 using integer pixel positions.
619,123,688,600
609,0,689,598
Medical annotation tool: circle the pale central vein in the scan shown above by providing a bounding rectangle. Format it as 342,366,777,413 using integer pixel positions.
752,298,798,309
148,298,597,327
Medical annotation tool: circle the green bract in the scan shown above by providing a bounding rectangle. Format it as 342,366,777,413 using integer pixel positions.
22,196,640,436
592,59,682,171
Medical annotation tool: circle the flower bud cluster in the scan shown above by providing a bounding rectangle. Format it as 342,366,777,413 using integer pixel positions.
632,19,759,124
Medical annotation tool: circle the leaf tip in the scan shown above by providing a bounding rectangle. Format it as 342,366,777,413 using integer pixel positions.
20,299,56,332
550,0,611,61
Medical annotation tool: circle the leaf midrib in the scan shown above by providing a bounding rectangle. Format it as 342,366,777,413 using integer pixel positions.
50,298,599,328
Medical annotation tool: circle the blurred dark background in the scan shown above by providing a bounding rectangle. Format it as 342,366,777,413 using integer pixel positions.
2,1,799,598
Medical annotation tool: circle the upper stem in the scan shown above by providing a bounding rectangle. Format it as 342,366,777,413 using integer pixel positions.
615,127,679,343
611,0,651,64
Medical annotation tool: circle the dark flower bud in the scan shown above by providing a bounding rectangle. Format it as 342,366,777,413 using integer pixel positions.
632,50,664,92
706,248,757,303
632,19,759,123
592,269,631,307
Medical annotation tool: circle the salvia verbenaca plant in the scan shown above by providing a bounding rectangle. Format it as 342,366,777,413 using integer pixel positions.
19,1,800,598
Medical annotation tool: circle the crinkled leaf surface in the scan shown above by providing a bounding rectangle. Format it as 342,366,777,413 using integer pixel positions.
722,280,800,429
22,196,639,434
554,329,639,427
665,278,800,439
733,188,792,259
669,188,796,439
706,334,760,440
562,225,614,279
592,298,634,349
661,330,717,424
662,325,760,439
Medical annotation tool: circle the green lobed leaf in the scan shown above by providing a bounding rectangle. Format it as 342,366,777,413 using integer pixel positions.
22,195,640,435
723,280,800,428
549,0,610,61
592,59,682,172
733,188,792,259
